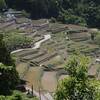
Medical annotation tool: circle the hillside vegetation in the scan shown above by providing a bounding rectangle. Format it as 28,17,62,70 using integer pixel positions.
3,0,100,28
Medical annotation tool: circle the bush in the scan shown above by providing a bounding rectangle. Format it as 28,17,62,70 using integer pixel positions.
3,30,33,51
50,17,57,23
22,10,31,18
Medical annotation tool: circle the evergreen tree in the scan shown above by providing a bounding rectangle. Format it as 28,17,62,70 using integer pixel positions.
0,0,7,11
0,34,19,95
0,34,15,66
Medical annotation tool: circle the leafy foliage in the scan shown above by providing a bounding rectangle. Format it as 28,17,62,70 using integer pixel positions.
0,34,15,66
0,90,39,100
55,53,100,100
5,0,100,28
0,63,19,95
0,34,19,95
3,30,33,51
0,0,7,11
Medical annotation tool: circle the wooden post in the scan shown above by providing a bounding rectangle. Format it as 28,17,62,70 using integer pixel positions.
39,86,41,100
31,85,33,96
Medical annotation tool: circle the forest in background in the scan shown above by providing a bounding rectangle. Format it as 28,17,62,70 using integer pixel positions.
0,0,100,28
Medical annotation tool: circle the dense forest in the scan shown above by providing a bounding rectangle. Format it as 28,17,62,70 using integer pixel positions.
1,0,99,28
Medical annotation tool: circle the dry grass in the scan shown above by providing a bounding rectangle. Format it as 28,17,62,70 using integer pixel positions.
67,24,88,31
41,71,57,92
16,63,27,75
54,63,66,69
0,22,10,27
42,55,61,65
32,50,56,62
13,49,38,56
69,33,88,39
24,67,42,91
58,75,69,82
23,52,42,59
88,63,99,75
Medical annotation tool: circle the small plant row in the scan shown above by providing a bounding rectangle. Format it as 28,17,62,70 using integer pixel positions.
72,37,89,42
29,61,39,66
0,21,15,29
42,65,54,71
46,61,63,68
57,47,65,50
38,53,58,64
16,50,39,57
47,41,55,45
24,51,47,61
50,27,67,34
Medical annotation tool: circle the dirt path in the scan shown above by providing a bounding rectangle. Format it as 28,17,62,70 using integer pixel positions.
11,34,51,54
34,35,51,49
41,71,57,92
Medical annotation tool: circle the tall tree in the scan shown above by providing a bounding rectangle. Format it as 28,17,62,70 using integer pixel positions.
55,53,100,100
0,34,15,66
0,0,7,11
0,34,19,95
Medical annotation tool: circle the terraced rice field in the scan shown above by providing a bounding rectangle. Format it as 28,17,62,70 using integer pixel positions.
23,51,43,59
88,63,99,75
58,75,69,82
42,55,61,65
13,49,39,56
13,24,100,95
0,22,10,27
5,23,21,31
32,51,56,62
24,67,43,91
54,63,66,69
41,71,57,92
69,32,88,39
16,63,28,76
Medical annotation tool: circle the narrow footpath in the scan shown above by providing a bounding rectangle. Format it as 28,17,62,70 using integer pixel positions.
11,34,51,54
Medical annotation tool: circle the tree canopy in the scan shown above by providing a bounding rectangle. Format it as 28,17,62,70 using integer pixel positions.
55,53,100,100
5,0,100,28
0,34,19,95
0,0,7,11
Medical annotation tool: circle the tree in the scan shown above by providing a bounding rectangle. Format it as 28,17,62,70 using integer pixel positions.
3,30,33,51
55,53,100,100
0,0,7,11
0,90,39,100
0,34,15,66
0,34,19,95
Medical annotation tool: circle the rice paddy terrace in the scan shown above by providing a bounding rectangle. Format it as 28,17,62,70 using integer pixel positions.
1,15,100,97
12,22,100,95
